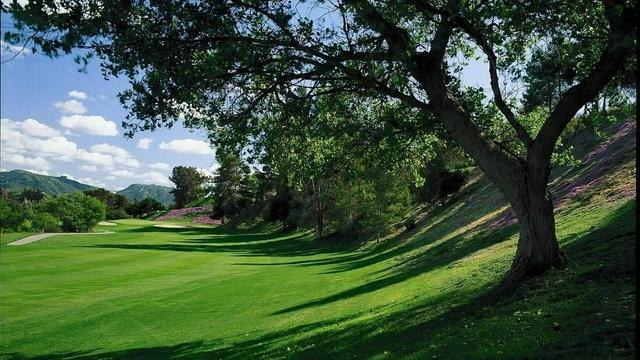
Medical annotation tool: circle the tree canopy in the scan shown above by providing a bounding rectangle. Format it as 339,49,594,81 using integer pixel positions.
169,166,208,208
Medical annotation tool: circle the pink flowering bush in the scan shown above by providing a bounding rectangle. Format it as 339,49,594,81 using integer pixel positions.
487,120,635,230
155,206,221,225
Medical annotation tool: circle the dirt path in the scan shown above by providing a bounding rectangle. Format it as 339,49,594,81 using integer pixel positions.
7,231,114,246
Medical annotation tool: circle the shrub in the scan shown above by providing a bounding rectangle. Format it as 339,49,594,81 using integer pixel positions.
19,188,45,203
37,192,106,232
18,219,33,232
126,198,164,218
403,218,416,230
32,213,61,232
437,170,468,206
0,199,25,230
418,163,468,206
107,208,129,220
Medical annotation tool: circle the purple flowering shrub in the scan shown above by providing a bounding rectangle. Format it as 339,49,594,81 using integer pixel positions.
155,206,221,224
488,120,635,230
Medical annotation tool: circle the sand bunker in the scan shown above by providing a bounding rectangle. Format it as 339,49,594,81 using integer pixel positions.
153,224,187,229
98,221,117,226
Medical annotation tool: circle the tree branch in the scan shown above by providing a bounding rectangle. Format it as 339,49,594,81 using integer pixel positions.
411,0,533,146
532,0,635,162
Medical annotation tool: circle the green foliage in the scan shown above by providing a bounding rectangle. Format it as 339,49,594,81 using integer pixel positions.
169,167,207,209
212,151,255,221
18,188,45,203
84,187,130,214
521,36,635,115
107,208,129,220
31,213,61,232
1,190,107,233
17,219,33,232
37,192,106,232
417,158,469,206
0,197,28,231
126,198,164,218
325,165,412,239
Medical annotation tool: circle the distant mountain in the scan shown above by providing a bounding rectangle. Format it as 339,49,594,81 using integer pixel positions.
0,169,95,195
117,184,174,207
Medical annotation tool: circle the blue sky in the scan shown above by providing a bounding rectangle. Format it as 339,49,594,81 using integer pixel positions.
1,12,492,191
1,28,218,190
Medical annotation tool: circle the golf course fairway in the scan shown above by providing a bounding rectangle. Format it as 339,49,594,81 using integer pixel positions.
0,193,635,359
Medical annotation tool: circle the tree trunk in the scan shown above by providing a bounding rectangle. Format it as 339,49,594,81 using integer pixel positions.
311,178,324,237
507,179,567,280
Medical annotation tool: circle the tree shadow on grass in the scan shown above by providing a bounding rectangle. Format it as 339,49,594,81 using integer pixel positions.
87,177,515,312
6,202,635,360
271,222,518,315
236,178,510,272
87,230,356,258
120,224,291,242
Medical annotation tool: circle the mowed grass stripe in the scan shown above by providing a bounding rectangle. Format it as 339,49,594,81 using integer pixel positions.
0,192,635,358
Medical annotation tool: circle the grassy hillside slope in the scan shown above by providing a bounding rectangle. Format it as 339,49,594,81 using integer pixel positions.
117,184,174,207
0,122,634,359
0,170,94,194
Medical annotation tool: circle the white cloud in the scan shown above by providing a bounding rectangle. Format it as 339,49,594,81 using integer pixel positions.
1,118,118,169
111,169,135,178
148,162,170,170
0,40,31,60
90,143,140,167
60,173,78,181
80,165,98,172
25,169,49,175
138,171,171,185
159,139,211,155
75,149,114,166
1,118,61,138
197,167,213,177
22,118,61,137
54,99,87,114
78,177,106,188
59,115,118,136
1,120,79,160
3,154,52,170
110,169,171,186
68,90,87,100
0,118,151,186
91,143,129,158
137,138,153,149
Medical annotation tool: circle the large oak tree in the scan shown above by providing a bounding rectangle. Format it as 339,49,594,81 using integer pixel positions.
4,0,635,280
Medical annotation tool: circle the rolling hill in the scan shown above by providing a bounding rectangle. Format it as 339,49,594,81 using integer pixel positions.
0,169,94,195
117,184,174,207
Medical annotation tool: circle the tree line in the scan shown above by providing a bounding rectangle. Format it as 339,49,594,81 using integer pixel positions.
0,187,166,233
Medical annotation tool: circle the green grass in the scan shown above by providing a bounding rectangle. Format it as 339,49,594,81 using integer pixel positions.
0,175,634,359
0,233,35,246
